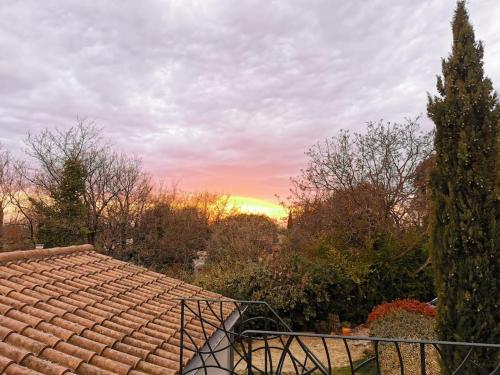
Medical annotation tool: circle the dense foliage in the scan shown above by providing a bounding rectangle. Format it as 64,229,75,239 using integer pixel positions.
428,1,499,371
33,158,88,247
198,240,434,329
205,214,278,265
132,202,210,271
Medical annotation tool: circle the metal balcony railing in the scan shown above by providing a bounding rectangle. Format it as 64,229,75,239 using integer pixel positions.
178,299,500,375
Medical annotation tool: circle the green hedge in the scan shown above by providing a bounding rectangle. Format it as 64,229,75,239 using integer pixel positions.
196,246,435,329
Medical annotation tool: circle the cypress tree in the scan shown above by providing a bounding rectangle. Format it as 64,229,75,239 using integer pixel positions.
35,158,88,247
427,1,499,372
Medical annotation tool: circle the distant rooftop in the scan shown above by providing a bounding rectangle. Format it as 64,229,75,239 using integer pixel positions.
0,245,233,375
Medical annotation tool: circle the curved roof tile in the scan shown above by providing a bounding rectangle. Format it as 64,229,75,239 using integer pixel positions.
0,245,234,374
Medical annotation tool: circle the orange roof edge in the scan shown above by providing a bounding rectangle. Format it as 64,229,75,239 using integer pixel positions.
0,242,232,374
0,244,94,264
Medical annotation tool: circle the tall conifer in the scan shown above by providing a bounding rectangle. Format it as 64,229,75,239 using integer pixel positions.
35,158,88,247
427,1,499,372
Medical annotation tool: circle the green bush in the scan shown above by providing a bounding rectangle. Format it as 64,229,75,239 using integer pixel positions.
351,251,435,323
196,254,339,329
259,253,345,329
370,310,440,374
196,260,270,302
286,230,436,325
295,239,435,325
196,242,435,330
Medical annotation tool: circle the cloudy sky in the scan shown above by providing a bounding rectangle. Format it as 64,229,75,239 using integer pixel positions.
1,0,499,202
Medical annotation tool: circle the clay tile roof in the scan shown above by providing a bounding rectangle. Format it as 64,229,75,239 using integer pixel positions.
0,245,235,375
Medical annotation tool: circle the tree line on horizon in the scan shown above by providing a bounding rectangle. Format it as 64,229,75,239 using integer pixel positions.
0,111,438,322
0,123,240,263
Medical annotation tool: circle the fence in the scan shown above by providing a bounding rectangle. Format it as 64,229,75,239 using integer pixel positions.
178,299,500,375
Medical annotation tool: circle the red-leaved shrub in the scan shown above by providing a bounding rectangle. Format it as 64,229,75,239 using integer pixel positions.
367,299,436,324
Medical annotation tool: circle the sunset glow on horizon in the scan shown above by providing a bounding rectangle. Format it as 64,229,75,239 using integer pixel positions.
225,195,288,221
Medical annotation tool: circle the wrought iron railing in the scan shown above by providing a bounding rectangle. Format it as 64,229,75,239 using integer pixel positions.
178,298,327,375
178,299,500,375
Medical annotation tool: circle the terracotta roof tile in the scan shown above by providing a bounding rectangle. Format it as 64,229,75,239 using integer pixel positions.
21,353,76,375
0,354,15,373
0,245,234,374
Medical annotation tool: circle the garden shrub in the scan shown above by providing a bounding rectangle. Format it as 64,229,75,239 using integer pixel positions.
196,260,270,302
261,253,353,330
369,304,440,374
367,299,436,324
328,251,435,325
196,252,350,330
196,244,436,330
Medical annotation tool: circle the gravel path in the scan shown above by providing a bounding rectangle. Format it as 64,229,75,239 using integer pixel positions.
234,336,371,373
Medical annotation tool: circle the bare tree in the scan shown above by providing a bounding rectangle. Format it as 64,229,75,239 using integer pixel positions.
102,155,152,255
292,118,434,229
24,120,158,248
181,192,235,224
5,160,38,247
24,120,121,245
83,150,120,245
0,146,14,246
25,121,101,190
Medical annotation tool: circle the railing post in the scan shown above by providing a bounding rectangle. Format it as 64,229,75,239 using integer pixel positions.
264,333,268,375
180,299,185,375
264,308,269,331
420,343,426,375
247,335,253,375
374,340,381,375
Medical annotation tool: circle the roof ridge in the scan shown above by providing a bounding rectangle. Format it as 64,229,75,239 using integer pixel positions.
0,244,94,264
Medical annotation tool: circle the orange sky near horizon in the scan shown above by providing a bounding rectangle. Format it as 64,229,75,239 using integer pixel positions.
224,195,288,221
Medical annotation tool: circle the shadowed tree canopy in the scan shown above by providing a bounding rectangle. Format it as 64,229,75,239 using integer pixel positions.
206,213,279,265
290,119,434,264
292,118,434,229
22,121,152,249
